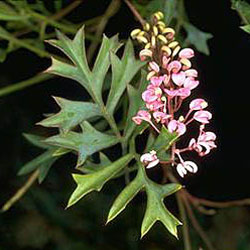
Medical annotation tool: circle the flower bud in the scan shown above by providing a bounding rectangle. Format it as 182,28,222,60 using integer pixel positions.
180,58,192,69
168,41,179,48
157,34,168,44
172,46,181,57
130,29,141,38
137,36,148,44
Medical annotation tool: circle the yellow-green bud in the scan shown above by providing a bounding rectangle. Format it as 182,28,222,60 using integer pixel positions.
172,46,181,57
157,34,168,44
130,29,141,38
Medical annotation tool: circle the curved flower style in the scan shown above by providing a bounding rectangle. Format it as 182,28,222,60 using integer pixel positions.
132,11,217,177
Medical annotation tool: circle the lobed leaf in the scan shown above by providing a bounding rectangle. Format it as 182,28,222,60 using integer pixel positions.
107,164,182,238
67,154,134,208
45,121,119,166
46,27,121,103
38,96,102,133
18,134,69,183
183,22,213,55
106,39,146,114
124,69,148,140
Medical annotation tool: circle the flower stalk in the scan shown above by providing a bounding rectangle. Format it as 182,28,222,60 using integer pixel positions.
131,11,217,178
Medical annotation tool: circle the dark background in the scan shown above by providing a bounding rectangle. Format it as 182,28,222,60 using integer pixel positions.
0,0,250,249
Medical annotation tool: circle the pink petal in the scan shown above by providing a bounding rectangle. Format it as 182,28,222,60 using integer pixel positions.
176,163,187,178
177,88,191,99
179,48,194,59
172,71,186,86
149,61,160,73
184,77,199,90
150,76,165,87
146,159,160,168
164,88,179,97
185,69,198,78
189,98,208,110
193,110,212,124
167,60,182,73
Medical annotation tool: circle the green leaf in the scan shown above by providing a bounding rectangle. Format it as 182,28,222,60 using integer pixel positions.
107,164,182,238
18,134,69,183
91,34,121,103
141,182,182,238
183,22,213,55
18,150,56,176
23,133,51,150
124,70,148,140
79,152,112,174
46,27,121,104
163,0,178,24
232,0,250,23
67,154,134,208
45,121,119,166
152,126,178,152
241,24,250,33
38,96,102,133
106,39,146,114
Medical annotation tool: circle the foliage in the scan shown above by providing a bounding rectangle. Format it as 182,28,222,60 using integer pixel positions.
232,0,250,33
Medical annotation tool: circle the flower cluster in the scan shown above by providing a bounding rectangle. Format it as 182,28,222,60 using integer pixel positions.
131,11,216,177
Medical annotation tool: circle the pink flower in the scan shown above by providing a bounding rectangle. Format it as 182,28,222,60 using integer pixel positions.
149,61,160,72
189,130,216,156
150,75,165,87
132,110,151,125
193,110,212,124
164,88,179,97
167,60,182,73
189,98,208,110
184,77,199,90
172,71,186,86
153,111,171,123
140,150,159,169
179,48,194,59
168,120,186,135
176,161,198,178
177,88,191,99
146,100,164,111
185,69,198,78
142,85,162,103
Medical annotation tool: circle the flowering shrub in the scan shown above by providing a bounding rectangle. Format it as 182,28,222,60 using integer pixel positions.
131,12,216,178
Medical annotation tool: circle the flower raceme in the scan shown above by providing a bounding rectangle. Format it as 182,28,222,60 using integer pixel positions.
131,11,216,178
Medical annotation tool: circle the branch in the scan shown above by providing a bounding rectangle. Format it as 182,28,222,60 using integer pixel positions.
0,73,54,97
182,194,217,250
186,192,250,208
1,170,39,212
123,0,145,26
176,193,192,250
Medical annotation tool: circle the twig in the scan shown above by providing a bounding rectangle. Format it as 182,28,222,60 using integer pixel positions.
186,192,250,209
124,0,145,26
1,170,39,212
176,193,192,250
52,0,83,20
0,73,54,97
87,0,121,61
